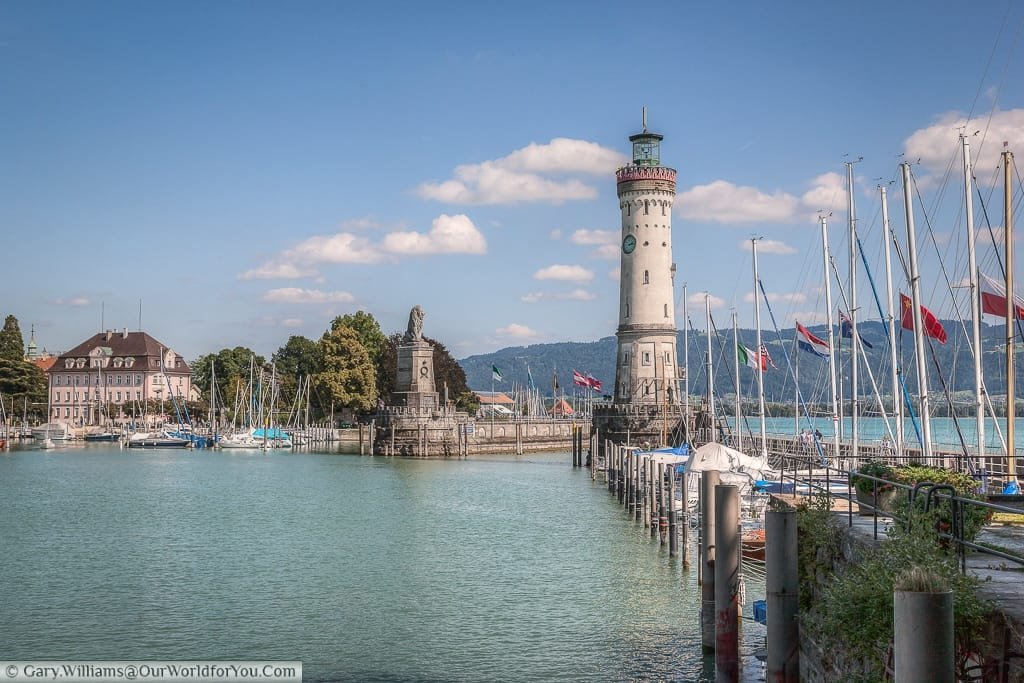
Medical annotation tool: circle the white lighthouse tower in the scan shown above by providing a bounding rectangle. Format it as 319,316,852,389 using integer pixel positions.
613,116,680,406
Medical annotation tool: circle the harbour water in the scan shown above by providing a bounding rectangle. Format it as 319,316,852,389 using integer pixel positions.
0,445,765,682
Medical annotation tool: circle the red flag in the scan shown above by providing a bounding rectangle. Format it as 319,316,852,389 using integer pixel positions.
572,369,588,387
899,293,947,344
980,272,1024,319
585,373,603,391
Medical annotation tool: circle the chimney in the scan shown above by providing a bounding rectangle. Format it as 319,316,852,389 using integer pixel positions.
105,330,112,341
123,327,128,339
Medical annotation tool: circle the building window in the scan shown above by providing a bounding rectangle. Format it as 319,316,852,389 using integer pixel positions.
642,352,651,366
643,270,649,285
65,391,70,402
136,391,141,401
64,408,70,418
664,303,669,317
55,376,61,386
136,374,141,385
644,200,649,215
662,203,666,216
116,391,122,402
665,351,672,364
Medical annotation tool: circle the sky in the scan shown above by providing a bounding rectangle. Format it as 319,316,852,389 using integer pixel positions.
2,1,1024,363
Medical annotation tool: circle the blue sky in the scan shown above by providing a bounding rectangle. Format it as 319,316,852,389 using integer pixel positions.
2,1,1023,363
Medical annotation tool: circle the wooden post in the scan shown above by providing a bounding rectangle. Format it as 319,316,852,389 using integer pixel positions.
668,461,678,557
766,509,799,681
714,484,740,681
700,471,720,651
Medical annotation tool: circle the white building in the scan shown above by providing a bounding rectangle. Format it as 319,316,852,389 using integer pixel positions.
48,329,192,425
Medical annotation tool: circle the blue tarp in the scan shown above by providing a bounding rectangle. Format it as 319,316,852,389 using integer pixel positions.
252,427,290,440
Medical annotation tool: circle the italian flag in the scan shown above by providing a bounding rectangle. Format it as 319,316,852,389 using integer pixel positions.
492,365,503,382
737,343,765,371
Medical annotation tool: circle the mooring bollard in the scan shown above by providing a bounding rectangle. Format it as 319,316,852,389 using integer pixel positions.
668,463,678,557
700,471,720,652
894,580,954,683
714,484,739,682
766,509,799,682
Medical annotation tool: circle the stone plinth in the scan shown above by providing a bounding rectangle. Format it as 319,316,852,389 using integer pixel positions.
393,341,438,410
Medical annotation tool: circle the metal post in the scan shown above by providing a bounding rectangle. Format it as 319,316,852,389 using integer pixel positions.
681,468,690,569
714,483,740,682
700,471,720,651
766,509,799,681
668,461,678,557
894,589,954,683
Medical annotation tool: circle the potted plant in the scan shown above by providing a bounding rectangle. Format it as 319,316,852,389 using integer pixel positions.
890,465,991,542
852,459,897,516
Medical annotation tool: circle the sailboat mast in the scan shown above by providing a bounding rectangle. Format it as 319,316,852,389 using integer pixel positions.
963,135,986,477
821,215,841,463
846,161,860,466
705,293,715,443
732,310,742,453
901,162,934,463
1004,150,1017,484
880,186,904,458
752,238,767,458
683,283,690,443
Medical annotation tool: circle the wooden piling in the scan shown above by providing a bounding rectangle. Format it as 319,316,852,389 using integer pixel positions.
668,462,678,557
714,484,740,682
700,471,720,651
766,509,799,681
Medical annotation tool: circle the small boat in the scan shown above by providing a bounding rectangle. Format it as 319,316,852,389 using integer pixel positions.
39,436,55,450
84,431,121,442
33,423,71,441
127,431,191,449
742,528,766,562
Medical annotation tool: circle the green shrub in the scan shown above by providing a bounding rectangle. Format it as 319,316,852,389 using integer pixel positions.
890,465,990,541
851,459,895,495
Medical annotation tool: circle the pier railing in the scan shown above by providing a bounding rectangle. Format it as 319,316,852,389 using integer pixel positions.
773,452,1024,573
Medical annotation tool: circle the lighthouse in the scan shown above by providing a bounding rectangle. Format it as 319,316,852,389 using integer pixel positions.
613,117,680,406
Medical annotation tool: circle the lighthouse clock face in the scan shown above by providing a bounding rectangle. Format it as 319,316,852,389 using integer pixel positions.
622,234,637,254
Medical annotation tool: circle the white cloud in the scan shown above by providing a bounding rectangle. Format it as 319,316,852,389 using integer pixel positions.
280,318,304,328
737,238,797,255
793,310,828,325
570,228,617,245
686,292,726,310
533,264,594,282
285,233,384,264
382,214,486,255
676,180,799,223
590,244,621,260
239,262,320,281
904,108,1024,177
520,289,596,303
800,172,846,216
743,291,807,304
416,138,627,205
496,323,538,339
262,288,355,304
53,297,90,307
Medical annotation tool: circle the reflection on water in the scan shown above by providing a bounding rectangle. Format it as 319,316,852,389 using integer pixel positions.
0,446,766,681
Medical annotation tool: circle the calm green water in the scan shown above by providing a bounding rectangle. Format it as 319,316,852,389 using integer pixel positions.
0,445,761,682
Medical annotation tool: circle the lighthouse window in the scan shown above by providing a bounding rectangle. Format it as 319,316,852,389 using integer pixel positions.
665,351,672,364
642,352,651,366
626,203,631,216
625,303,629,318
643,270,649,284
662,203,666,216
644,200,649,215
664,303,669,317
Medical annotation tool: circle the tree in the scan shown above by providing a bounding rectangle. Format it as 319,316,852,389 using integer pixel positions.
190,347,265,410
0,357,47,420
316,326,377,416
271,335,323,419
329,311,386,364
0,315,25,361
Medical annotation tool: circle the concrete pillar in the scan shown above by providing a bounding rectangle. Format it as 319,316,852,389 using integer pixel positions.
766,509,799,682
680,468,690,569
668,462,678,556
894,589,954,683
715,483,739,682
700,471,720,651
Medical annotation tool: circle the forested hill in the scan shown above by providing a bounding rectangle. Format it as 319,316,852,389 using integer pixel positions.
458,321,1024,401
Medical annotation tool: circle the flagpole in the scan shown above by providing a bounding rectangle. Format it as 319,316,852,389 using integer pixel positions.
901,162,934,464
733,310,742,453
752,238,767,459
705,293,716,444
880,185,905,460
1003,150,1017,486
794,326,799,439
683,283,690,445
962,135,986,481
821,215,841,464
847,161,860,467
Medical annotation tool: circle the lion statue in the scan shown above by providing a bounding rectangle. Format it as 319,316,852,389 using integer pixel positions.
404,305,424,342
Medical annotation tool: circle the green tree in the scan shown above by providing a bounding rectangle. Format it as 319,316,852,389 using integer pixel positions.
329,311,386,364
272,335,323,418
190,347,265,410
0,315,25,361
316,326,377,416
0,357,47,420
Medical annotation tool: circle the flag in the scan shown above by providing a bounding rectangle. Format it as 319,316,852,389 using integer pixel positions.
737,343,760,370
585,373,603,391
572,369,589,387
899,293,947,343
759,343,777,369
492,365,503,382
552,370,559,393
980,272,1024,319
839,311,874,349
526,365,535,389
795,321,830,358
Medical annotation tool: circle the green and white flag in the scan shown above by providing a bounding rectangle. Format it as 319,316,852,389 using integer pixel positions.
737,343,761,370
492,365,503,382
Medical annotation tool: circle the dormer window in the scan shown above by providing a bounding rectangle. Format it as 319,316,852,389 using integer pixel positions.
125,357,135,368
75,358,85,369
65,359,74,369
113,357,123,368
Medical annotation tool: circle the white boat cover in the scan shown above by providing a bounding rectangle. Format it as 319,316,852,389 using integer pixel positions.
688,442,777,482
